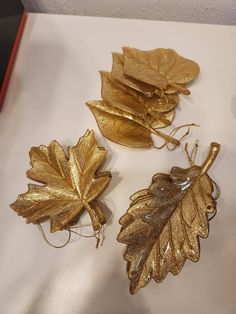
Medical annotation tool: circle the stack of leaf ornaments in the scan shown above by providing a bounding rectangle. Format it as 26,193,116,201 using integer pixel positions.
87,47,200,149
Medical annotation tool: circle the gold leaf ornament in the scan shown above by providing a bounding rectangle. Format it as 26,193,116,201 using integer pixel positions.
87,47,200,149
101,71,177,126
87,71,180,148
117,142,220,294
111,52,157,97
11,130,112,236
122,47,200,95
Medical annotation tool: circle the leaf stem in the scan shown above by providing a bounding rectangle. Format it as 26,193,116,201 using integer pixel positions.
84,202,101,231
151,128,180,146
200,142,220,175
151,123,199,147
168,82,190,95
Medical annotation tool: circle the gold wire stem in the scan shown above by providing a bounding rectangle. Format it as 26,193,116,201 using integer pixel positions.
168,82,190,95
151,127,180,147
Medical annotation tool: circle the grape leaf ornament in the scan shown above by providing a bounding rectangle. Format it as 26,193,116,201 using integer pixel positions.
86,47,200,149
117,142,220,294
10,130,112,245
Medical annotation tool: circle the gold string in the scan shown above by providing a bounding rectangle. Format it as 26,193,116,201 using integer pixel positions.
153,123,199,151
166,127,190,151
184,143,194,166
37,223,72,249
184,140,199,166
190,140,199,164
37,221,104,249
68,226,103,248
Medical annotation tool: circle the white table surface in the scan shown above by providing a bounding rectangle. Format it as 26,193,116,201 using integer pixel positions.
0,13,236,314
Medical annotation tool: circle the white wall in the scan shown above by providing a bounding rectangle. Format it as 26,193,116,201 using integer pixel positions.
22,0,236,25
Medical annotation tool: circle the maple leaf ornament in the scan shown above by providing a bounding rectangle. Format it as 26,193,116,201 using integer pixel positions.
11,130,112,233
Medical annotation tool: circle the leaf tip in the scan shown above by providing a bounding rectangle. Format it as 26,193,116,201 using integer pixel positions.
99,70,107,78
9,201,17,211
106,171,112,179
129,280,140,295
86,100,97,109
26,169,32,179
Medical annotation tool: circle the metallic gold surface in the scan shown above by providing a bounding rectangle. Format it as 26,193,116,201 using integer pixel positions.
123,47,200,95
111,52,157,97
87,100,153,148
87,100,179,148
87,47,200,149
112,79,179,113
10,130,112,233
117,143,220,294
101,71,176,128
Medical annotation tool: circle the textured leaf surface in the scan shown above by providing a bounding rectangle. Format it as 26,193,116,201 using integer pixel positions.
111,52,156,97
11,130,111,232
87,100,179,148
101,71,176,129
118,143,220,294
87,47,199,149
87,100,153,148
123,47,200,93
113,78,179,113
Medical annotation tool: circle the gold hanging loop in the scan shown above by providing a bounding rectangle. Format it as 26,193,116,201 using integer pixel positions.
37,223,72,249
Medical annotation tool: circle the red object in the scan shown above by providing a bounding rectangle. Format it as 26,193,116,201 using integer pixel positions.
0,11,27,109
